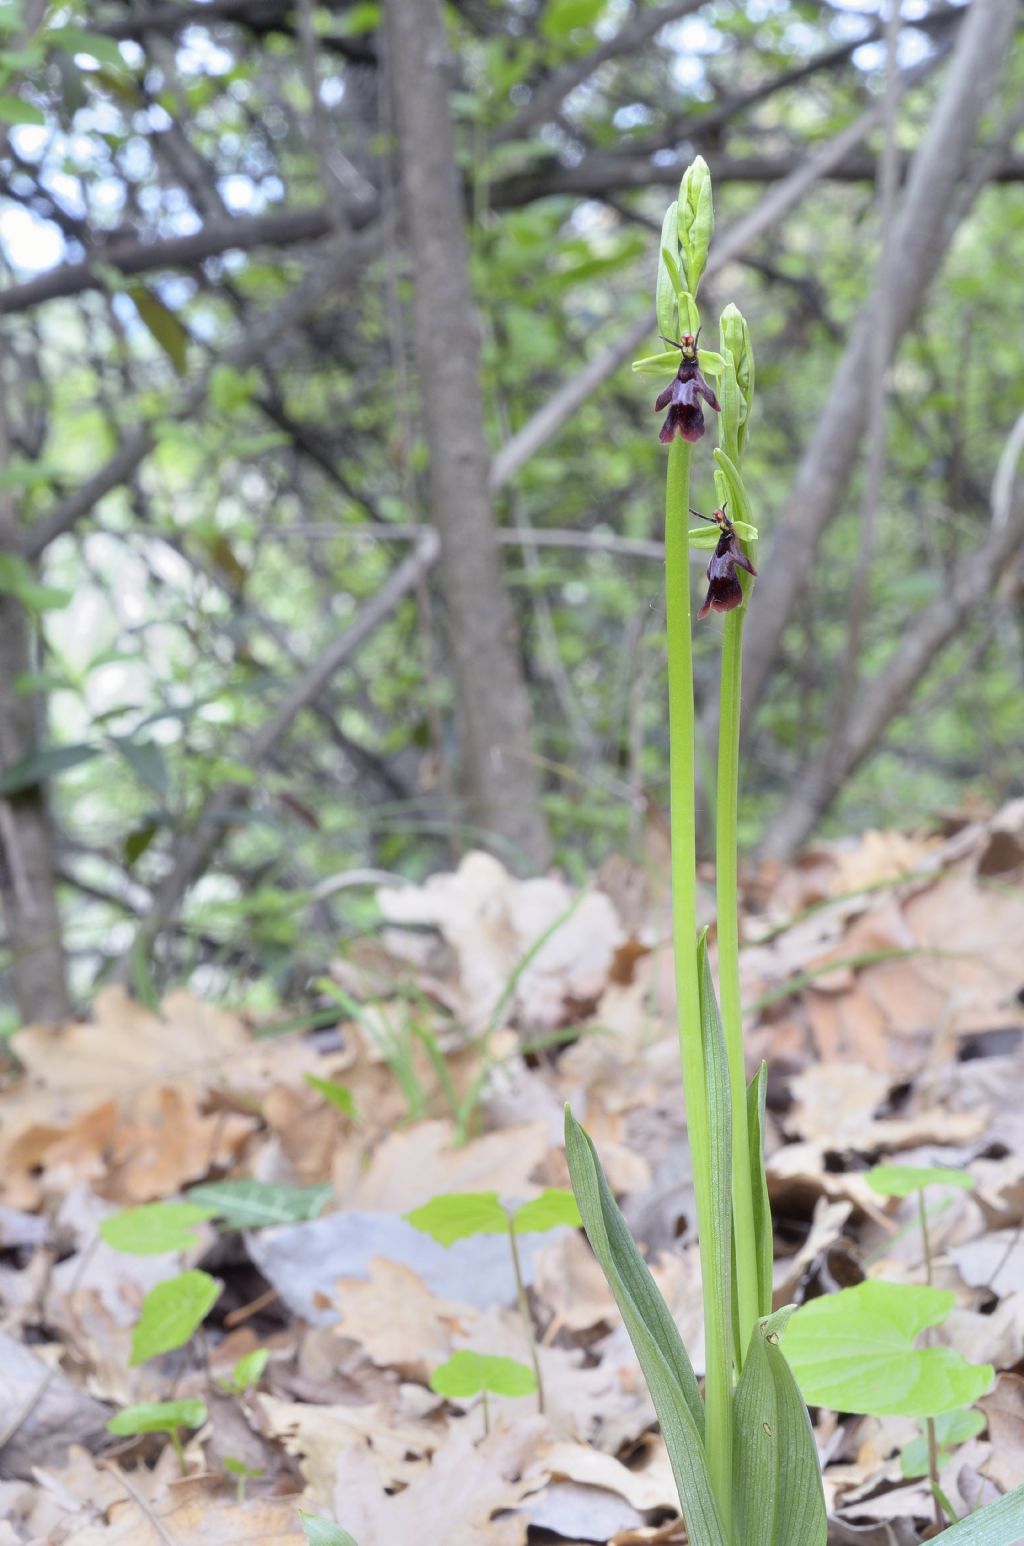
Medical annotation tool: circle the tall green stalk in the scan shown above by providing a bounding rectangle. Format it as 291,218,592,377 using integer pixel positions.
665,436,733,1530
717,604,759,1362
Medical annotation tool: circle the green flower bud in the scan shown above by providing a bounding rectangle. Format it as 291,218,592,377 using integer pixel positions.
719,302,755,456
677,156,714,297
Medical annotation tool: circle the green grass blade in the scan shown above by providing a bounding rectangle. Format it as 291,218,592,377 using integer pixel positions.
932,1483,1024,1545
565,1109,727,1546
747,1062,773,1317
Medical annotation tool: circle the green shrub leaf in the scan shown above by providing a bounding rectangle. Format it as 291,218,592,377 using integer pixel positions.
430,1350,537,1399
865,1164,974,1198
107,1398,207,1437
514,1188,581,1234
129,1270,221,1365
404,1191,508,1245
784,1282,994,1417
222,1348,269,1393
99,1202,216,1256
186,1178,332,1228
565,1108,728,1546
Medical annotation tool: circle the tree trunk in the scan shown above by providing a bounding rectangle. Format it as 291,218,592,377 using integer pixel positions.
736,0,1020,723
0,582,71,1025
383,0,551,871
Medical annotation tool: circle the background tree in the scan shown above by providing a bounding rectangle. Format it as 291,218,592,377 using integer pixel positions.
0,0,1020,1024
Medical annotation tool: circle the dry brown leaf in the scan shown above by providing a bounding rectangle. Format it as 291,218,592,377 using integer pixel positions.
540,1439,677,1513
532,1228,616,1333
337,1118,550,1213
332,1257,475,1379
63,1476,308,1544
951,1229,1024,1296
979,1373,1024,1492
258,1392,439,1495
773,1198,853,1306
333,1416,548,1546
376,851,623,1033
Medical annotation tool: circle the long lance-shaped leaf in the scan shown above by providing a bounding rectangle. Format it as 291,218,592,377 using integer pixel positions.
733,1320,827,1546
933,1482,1024,1545
747,1062,773,1318
565,1110,727,1546
697,934,734,1372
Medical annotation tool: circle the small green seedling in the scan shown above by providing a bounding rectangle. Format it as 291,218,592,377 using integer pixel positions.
223,1456,263,1503
218,1347,269,1395
901,1408,986,1479
107,1398,207,1473
430,1350,537,1435
404,1187,581,1413
299,1512,359,1545
186,1178,333,1228
99,1201,216,1255
866,1162,978,1528
304,1073,358,1119
783,1280,993,1417
130,1269,222,1365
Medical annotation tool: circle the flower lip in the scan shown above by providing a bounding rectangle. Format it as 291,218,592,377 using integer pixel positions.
654,332,720,444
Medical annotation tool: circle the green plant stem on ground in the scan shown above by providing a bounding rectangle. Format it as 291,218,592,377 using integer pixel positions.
716,603,760,1361
665,435,733,1534
506,1217,545,1414
919,1187,947,1531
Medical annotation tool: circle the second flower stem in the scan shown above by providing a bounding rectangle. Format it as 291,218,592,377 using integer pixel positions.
716,603,760,1363
665,437,733,1536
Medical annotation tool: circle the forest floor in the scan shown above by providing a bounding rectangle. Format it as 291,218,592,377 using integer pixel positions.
2,802,1024,1545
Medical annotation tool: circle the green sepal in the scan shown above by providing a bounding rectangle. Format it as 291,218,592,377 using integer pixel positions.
712,449,756,531
657,201,681,337
633,347,726,377
565,1107,729,1546
688,520,758,551
732,1319,827,1546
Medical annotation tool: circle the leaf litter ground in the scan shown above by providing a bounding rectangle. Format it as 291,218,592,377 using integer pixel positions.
1,802,1024,1544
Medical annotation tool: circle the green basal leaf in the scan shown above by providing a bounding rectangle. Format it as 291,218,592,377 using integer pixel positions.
784,1281,994,1417
565,1109,728,1546
697,933,734,1373
99,1201,216,1256
187,1178,333,1229
300,1513,360,1546
656,202,681,339
932,1482,1024,1545
430,1350,537,1399
866,1164,974,1198
747,1063,773,1318
514,1188,582,1234
901,1408,985,1478
130,1270,221,1365
107,1398,207,1436
733,1320,827,1546
304,1073,358,1118
404,1191,508,1245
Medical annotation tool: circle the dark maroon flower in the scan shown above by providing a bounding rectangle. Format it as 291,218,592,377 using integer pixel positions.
655,332,721,444
692,506,757,620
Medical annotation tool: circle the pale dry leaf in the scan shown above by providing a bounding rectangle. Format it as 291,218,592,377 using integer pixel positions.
532,1228,616,1333
333,1257,475,1379
63,1478,307,1545
540,1439,678,1513
773,1198,852,1306
258,1392,439,1495
950,1229,1024,1296
340,1118,549,1213
0,1334,110,1481
333,1415,549,1546
979,1373,1024,1492
941,1295,1024,1369
529,1480,645,1541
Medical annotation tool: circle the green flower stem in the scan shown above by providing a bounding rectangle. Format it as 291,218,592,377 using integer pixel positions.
716,602,760,1364
665,436,733,1535
507,1217,545,1414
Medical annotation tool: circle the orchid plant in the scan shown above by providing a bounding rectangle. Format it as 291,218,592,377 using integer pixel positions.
563,158,1024,1546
